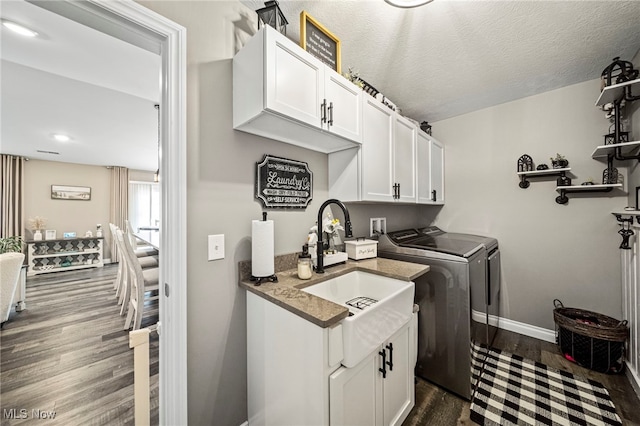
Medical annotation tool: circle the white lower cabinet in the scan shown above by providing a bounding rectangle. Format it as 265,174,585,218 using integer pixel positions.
329,321,414,426
247,292,416,426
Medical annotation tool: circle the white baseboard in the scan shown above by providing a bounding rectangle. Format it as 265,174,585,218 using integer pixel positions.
471,310,556,343
104,258,112,264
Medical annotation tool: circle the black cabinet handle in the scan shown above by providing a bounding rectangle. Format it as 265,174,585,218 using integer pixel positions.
431,189,437,201
393,183,400,199
378,349,387,378
386,343,394,371
328,102,334,126
321,99,327,123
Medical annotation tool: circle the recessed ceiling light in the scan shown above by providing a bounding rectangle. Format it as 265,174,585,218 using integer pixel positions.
1,20,39,37
384,0,434,8
52,134,71,142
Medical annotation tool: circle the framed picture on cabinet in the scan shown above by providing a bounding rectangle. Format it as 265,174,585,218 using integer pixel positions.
299,11,341,73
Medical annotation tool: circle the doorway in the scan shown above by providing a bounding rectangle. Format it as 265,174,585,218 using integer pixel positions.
24,1,188,423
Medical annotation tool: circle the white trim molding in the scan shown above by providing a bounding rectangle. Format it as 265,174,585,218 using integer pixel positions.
32,1,188,424
471,310,556,343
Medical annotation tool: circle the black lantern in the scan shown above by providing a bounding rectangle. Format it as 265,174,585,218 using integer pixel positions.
604,131,629,145
601,57,639,88
420,121,432,135
256,1,288,35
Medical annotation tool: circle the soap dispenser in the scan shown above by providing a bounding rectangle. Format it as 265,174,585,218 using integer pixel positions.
297,244,313,280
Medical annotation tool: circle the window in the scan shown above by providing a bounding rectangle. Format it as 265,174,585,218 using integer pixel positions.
129,181,160,232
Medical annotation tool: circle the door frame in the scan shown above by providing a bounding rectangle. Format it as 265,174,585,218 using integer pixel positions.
29,1,188,423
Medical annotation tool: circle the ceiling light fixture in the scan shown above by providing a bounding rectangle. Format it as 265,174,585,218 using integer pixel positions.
52,134,71,142
384,0,434,8
1,20,39,37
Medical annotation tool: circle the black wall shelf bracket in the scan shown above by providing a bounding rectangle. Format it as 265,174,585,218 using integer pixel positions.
555,186,614,205
517,168,570,189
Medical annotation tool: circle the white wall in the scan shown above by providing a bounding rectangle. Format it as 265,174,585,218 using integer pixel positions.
433,79,626,331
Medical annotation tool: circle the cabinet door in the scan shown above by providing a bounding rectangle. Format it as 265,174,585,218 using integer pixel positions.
330,352,383,426
383,323,414,426
430,138,445,204
416,131,432,204
361,96,394,202
393,115,417,203
324,70,362,143
264,29,324,128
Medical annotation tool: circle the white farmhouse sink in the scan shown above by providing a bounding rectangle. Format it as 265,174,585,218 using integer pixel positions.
301,271,415,367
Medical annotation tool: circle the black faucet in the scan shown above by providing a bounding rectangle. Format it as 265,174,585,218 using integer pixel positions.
316,199,353,274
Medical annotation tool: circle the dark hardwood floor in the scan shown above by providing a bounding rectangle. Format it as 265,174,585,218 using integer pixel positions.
0,265,158,425
403,328,640,425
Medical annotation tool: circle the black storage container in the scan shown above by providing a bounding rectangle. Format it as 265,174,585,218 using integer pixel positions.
553,299,629,374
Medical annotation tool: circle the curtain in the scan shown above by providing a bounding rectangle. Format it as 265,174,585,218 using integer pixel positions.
129,182,152,233
110,167,129,262
129,182,160,232
1,154,25,238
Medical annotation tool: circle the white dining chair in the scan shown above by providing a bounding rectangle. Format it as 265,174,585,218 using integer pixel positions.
111,223,158,311
125,220,158,258
116,228,159,330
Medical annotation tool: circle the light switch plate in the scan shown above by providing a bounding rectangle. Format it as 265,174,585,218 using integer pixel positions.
208,234,225,261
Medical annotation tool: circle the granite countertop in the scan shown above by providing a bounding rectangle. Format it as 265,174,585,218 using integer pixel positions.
238,257,429,328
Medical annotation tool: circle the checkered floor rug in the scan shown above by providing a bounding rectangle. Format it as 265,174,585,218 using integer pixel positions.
470,347,622,426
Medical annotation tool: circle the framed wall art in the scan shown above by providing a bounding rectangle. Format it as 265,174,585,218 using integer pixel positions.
51,185,91,201
300,11,341,73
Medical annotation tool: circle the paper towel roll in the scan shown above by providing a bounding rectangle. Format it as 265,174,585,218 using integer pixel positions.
252,219,274,277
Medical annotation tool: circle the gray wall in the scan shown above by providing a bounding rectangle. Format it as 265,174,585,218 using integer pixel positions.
432,78,626,331
139,2,637,424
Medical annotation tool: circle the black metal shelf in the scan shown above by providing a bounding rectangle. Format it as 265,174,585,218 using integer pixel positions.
555,184,623,205
516,168,571,189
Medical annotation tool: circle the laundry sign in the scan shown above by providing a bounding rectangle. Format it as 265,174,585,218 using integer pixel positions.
255,155,313,209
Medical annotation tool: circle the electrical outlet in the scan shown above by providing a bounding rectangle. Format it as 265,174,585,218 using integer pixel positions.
208,234,225,261
369,217,387,237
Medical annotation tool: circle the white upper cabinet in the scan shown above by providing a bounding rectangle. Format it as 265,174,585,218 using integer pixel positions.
393,115,417,203
361,96,395,201
324,70,362,142
417,132,445,204
265,31,324,127
234,26,361,153
329,92,445,205
361,96,416,202
430,138,445,204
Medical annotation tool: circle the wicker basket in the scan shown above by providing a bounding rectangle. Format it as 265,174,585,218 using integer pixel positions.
553,299,629,374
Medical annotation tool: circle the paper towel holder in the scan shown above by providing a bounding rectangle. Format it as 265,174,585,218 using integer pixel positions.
251,211,278,286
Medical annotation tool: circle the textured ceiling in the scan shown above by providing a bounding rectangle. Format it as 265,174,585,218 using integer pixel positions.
243,0,640,123
2,1,640,171
0,0,160,171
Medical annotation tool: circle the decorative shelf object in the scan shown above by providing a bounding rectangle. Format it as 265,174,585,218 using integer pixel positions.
555,183,623,205
516,168,571,189
26,237,104,276
595,78,640,106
